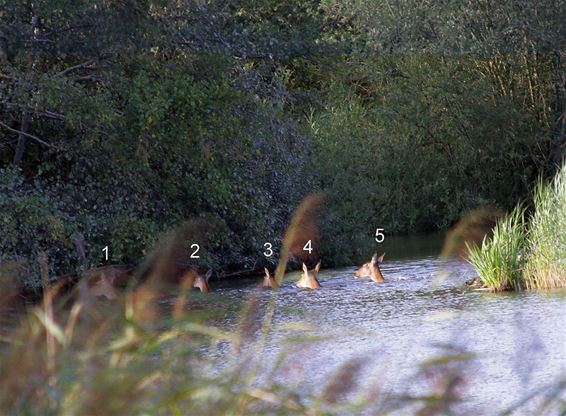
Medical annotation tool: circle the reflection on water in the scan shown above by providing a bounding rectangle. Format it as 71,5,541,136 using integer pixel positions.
208,254,566,414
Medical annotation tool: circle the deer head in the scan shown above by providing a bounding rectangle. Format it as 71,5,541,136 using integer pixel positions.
193,269,212,293
296,261,322,289
262,267,279,289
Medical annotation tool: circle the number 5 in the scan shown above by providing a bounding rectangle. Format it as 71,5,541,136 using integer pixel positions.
375,228,385,243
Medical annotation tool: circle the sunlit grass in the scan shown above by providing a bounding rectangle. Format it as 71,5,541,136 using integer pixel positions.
466,162,566,291
524,166,566,289
466,207,526,291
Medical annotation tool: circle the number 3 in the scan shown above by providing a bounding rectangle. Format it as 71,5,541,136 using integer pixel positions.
264,242,273,257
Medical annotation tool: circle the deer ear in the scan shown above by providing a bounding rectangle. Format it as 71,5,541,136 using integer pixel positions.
264,267,271,277
376,253,385,264
315,260,321,272
302,263,308,273
205,269,213,281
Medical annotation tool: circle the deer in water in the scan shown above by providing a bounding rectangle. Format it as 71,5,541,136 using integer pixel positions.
85,265,134,299
187,269,213,293
296,261,322,289
262,268,279,289
353,253,385,283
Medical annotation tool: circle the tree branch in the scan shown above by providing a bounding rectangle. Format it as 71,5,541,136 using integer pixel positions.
0,120,52,147
56,60,95,77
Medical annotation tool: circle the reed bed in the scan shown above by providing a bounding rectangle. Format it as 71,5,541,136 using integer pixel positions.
523,168,566,289
467,162,566,291
466,207,526,291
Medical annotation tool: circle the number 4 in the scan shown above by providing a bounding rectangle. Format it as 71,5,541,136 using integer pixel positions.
303,240,313,254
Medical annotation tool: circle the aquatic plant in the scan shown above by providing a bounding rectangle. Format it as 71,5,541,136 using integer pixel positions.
466,206,526,291
524,164,566,289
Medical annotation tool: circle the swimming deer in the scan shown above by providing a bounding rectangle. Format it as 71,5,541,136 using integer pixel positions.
296,261,322,289
262,268,279,289
192,269,212,293
353,253,385,283
85,265,134,299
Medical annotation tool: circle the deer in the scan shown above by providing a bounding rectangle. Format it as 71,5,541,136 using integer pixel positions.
262,268,279,289
187,269,213,293
85,265,134,299
353,253,385,283
296,261,322,289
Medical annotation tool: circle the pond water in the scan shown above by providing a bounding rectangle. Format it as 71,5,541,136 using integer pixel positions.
203,235,566,414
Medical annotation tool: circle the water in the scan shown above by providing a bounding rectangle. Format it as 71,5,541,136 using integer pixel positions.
205,244,566,414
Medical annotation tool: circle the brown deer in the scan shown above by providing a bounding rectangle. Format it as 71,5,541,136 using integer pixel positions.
85,265,134,299
191,269,212,293
262,268,279,289
296,261,322,289
353,253,385,282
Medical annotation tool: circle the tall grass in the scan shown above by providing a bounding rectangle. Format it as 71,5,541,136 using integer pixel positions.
466,207,526,291
523,166,566,289
467,162,566,291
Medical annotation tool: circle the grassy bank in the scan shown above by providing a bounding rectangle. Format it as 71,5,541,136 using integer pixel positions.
467,162,566,291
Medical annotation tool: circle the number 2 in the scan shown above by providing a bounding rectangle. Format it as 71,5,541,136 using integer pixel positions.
190,244,200,258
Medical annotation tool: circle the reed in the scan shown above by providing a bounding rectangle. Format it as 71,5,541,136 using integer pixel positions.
466,206,526,291
523,165,566,289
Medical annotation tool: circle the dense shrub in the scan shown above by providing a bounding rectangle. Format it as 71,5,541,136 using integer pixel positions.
0,0,563,284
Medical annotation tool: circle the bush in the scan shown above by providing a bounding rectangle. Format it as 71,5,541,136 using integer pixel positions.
0,168,75,290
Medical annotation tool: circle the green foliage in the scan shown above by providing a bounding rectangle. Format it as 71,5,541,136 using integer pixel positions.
1,0,563,283
310,54,543,264
0,168,75,289
466,207,526,291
